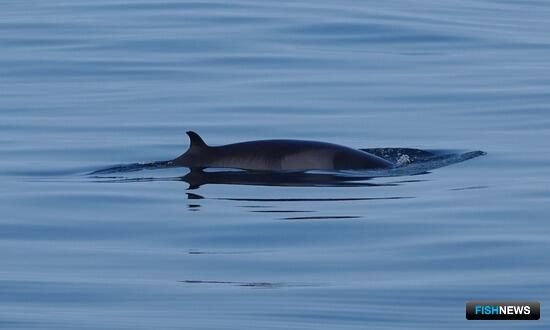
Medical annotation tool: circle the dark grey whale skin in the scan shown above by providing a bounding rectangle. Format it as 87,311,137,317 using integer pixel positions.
171,131,394,171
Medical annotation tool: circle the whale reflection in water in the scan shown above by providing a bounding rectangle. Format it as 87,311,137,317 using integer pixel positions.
180,168,389,190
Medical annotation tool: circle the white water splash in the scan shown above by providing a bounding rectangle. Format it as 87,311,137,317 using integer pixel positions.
396,154,411,166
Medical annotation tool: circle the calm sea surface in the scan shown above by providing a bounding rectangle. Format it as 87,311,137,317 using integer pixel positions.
1,1,549,329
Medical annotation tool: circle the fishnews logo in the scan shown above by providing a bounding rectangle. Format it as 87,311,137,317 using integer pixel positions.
466,301,540,320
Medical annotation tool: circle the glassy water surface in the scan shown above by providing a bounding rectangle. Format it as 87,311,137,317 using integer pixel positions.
1,1,549,329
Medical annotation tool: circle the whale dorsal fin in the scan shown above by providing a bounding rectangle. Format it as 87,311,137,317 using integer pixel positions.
186,131,208,152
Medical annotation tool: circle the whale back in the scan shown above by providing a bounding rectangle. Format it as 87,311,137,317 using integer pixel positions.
172,132,394,170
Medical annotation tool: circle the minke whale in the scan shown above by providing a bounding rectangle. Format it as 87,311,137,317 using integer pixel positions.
169,131,394,171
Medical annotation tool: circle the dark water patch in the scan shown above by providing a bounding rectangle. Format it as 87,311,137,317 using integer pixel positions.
236,205,273,208
180,280,320,289
278,22,473,46
218,196,411,202
281,215,362,221
187,249,258,255
251,210,313,213
450,185,489,191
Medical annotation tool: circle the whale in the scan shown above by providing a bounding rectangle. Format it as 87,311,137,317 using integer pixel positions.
169,131,395,171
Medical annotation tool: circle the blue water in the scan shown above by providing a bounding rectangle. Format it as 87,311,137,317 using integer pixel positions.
1,1,549,329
